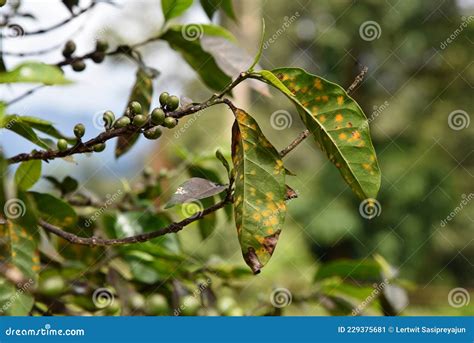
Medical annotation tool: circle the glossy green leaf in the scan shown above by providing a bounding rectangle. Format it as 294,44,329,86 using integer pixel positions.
0,62,70,85
162,0,193,21
231,108,286,274
20,116,76,143
115,68,154,158
252,68,381,199
14,160,42,191
200,0,236,20
1,115,51,149
161,25,235,91
29,192,77,229
0,221,39,315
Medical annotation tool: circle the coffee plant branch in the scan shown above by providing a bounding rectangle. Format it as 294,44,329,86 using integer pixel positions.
0,1,105,38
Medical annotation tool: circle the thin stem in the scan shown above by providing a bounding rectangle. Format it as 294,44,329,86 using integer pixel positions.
279,130,310,157
39,191,232,246
6,98,230,164
0,2,100,38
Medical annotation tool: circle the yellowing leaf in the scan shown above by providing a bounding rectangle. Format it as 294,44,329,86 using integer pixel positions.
231,108,286,274
253,68,381,199
0,221,38,315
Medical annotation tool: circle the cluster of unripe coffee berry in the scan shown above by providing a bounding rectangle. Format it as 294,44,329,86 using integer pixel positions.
56,122,105,152
111,92,180,138
62,39,109,72
56,92,181,152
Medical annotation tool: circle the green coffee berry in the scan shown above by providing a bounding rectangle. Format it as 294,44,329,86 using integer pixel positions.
57,139,68,151
103,110,115,128
0,0,7,7
73,123,85,139
114,116,131,128
62,40,76,58
91,51,105,63
95,39,109,52
145,294,169,316
93,143,106,152
163,116,177,128
144,126,162,140
151,108,165,125
166,95,180,111
71,60,86,72
132,114,147,127
129,101,142,115
180,295,200,316
159,92,169,107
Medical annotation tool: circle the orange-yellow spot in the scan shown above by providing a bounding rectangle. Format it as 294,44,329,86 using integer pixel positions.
319,115,326,123
335,114,344,122
337,96,344,105
253,213,262,221
314,79,323,90
267,228,274,235
322,95,329,102
265,192,274,201
339,133,347,140
352,131,361,138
